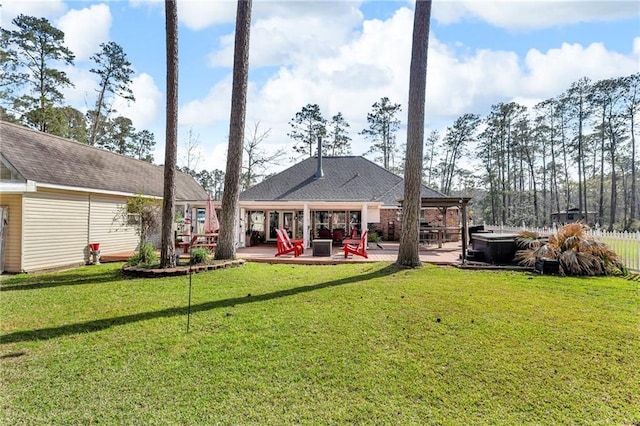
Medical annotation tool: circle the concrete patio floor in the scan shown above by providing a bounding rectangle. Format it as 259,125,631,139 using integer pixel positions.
237,241,463,265
101,240,463,266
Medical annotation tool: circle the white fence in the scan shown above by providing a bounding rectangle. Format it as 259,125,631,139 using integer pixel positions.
484,224,640,272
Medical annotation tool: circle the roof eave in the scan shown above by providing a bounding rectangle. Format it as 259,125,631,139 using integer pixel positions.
35,182,164,199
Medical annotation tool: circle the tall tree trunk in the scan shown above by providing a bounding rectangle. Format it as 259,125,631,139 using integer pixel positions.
160,0,178,268
549,122,560,218
88,85,107,146
598,106,606,227
577,107,584,221
215,0,252,260
631,112,637,224
397,0,431,268
609,124,617,231
629,76,638,224
621,165,629,228
500,124,507,224
540,131,548,226
560,120,571,215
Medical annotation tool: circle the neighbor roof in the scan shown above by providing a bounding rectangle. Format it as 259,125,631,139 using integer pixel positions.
0,121,207,201
239,155,446,205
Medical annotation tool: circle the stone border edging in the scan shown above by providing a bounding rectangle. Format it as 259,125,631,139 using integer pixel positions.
122,259,245,278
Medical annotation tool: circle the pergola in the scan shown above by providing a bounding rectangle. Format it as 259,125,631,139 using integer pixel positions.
400,196,473,263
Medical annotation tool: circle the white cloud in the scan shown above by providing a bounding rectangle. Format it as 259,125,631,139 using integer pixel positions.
178,1,237,30
200,142,229,172
56,4,111,61
61,66,97,110
180,75,234,126
128,0,236,30
112,73,163,129
0,0,67,26
129,0,239,31
425,45,522,119
207,1,364,68
522,41,639,97
434,0,639,30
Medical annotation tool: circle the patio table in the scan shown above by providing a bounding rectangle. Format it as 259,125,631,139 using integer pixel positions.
312,239,332,256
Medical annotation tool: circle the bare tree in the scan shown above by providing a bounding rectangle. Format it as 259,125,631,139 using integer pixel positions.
179,128,202,171
242,122,285,190
160,0,178,268
215,0,252,260
396,0,432,268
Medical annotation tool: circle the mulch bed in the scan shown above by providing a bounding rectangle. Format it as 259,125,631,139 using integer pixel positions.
122,259,245,278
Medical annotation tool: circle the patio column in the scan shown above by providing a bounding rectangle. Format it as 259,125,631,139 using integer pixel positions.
460,201,467,264
238,208,246,247
361,204,368,234
234,207,241,249
303,203,310,248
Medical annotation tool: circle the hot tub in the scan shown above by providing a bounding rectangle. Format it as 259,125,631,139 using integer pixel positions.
471,233,518,264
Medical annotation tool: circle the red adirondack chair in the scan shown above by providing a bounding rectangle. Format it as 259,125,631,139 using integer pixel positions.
343,230,368,258
282,230,304,255
275,229,303,257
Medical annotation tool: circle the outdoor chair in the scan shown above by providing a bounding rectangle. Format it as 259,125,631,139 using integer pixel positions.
350,227,358,239
318,228,332,239
275,229,303,257
343,230,368,258
178,235,198,254
282,230,304,254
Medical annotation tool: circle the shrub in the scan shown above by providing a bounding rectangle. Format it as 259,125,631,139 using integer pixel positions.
515,223,626,276
127,242,158,267
367,231,380,243
190,248,209,265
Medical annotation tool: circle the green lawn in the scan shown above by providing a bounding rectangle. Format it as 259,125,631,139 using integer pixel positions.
1,262,638,425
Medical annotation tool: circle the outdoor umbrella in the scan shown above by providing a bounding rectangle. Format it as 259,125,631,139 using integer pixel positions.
204,194,220,233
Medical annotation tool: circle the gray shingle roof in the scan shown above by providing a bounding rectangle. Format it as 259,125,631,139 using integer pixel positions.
0,121,207,201
239,155,445,205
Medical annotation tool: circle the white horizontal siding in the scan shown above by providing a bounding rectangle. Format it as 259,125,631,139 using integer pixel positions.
23,190,89,272
89,195,139,253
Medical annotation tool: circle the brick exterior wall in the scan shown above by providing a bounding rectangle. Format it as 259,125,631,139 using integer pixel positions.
371,207,461,241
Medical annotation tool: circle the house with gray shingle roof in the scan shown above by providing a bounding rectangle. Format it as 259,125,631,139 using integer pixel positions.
0,121,208,273
238,154,456,248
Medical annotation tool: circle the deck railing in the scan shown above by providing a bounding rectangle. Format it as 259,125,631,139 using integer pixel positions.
484,224,640,272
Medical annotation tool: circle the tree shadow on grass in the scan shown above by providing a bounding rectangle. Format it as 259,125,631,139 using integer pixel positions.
0,270,126,292
0,264,400,344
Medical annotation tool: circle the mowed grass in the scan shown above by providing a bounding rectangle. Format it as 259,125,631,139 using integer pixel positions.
1,262,638,425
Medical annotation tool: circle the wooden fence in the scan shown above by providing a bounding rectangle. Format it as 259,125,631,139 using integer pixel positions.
484,224,640,272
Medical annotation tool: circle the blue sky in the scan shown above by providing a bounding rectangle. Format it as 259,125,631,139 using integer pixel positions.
2,1,639,173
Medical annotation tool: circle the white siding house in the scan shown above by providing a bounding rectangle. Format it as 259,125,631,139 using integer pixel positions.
0,121,208,273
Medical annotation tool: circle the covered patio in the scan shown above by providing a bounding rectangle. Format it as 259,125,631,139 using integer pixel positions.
236,239,462,265
100,240,463,266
